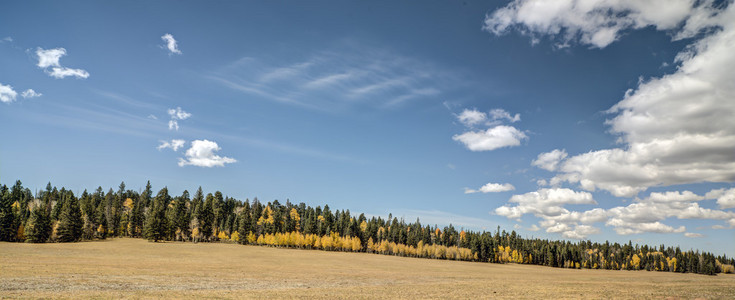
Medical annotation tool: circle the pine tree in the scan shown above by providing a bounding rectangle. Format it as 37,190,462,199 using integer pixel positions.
56,192,83,242
24,203,52,243
237,201,251,244
199,193,215,240
0,184,16,241
173,190,190,240
144,187,170,242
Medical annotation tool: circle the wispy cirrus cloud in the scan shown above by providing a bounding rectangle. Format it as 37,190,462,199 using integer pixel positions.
210,44,458,111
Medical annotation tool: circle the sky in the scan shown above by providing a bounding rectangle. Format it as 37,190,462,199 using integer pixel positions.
1,0,734,255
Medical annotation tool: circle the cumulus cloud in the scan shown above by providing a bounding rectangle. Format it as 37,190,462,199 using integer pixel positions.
705,188,735,209
178,140,237,167
21,89,42,98
168,107,191,120
496,188,735,239
168,120,179,131
489,108,520,124
490,2,735,197
684,232,703,238
36,48,65,68
454,108,525,151
456,108,520,127
167,107,191,131
457,109,487,127
465,182,515,194
0,83,18,103
562,225,600,240
607,220,686,235
161,33,182,55
532,149,568,172
36,48,89,79
157,139,186,151
483,0,712,48
453,125,527,151
495,188,595,220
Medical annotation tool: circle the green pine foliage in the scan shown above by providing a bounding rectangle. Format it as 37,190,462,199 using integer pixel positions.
24,203,51,243
55,192,83,242
144,187,170,242
0,184,16,242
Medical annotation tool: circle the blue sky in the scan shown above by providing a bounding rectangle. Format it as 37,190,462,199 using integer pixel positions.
1,0,734,255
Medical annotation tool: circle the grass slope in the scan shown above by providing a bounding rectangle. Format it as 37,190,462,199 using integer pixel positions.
1,238,733,299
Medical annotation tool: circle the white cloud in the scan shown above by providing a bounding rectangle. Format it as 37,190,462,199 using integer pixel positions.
36,47,89,79
168,107,191,120
36,48,65,68
157,139,186,151
453,125,527,151
457,109,487,127
562,225,600,240
1,37,11,43
705,188,735,209
608,220,686,235
47,67,89,79
168,120,179,131
456,108,520,127
0,83,18,103
212,44,453,111
21,89,42,98
494,2,735,198
532,149,568,172
167,107,191,131
178,139,237,167
484,0,706,49
684,232,703,238
465,182,515,194
489,108,520,124
496,188,735,238
495,188,595,220
161,33,182,55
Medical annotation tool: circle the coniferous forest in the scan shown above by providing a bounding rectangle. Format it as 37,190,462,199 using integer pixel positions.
1,180,733,276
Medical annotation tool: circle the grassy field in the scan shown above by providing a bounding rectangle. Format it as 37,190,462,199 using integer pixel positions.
1,238,733,299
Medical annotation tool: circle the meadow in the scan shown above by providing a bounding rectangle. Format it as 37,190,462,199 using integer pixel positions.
1,238,733,299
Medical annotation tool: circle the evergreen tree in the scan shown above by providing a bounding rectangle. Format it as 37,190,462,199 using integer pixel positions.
24,203,51,243
199,193,215,240
237,201,251,244
0,184,16,241
56,192,83,242
144,187,170,242
173,190,190,240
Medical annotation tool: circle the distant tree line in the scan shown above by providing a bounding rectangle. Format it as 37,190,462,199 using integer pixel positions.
1,180,733,275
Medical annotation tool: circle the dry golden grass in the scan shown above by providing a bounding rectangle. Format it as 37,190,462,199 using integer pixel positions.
1,238,733,299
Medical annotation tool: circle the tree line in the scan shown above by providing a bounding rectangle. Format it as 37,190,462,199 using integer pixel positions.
1,180,733,275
